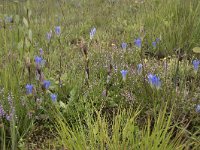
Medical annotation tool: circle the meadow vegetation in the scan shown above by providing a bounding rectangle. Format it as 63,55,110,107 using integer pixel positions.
0,0,200,149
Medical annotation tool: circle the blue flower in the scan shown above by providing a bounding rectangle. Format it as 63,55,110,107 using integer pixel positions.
134,38,142,48
137,63,143,75
55,26,61,35
50,94,57,102
43,80,51,90
120,70,128,81
192,60,200,71
148,73,154,84
148,74,161,89
152,41,157,48
90,27,96,40
121,42,127,49
34,56,42,65
153,76,161,89
26,84,33,94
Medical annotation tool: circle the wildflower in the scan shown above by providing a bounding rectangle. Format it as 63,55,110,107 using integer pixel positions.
50,94,57,102
156,38,160,42
8,93,13,107
26,84,33,94
152,41,157,48
39,48,43,55
43,80,51,90
46,30,52,41
0,104,5,117
152,76,161,89
6,108,15,121
148,73,154,84
137,64,143,75
192,60,200,71
55,26,61,35
148,74,161,89
34,56,42,65
90,27,96,40
35,56,45,68
120,70,128,81
6,114,11,121
196,104,200,113
134,38,142,48
121,42,127,49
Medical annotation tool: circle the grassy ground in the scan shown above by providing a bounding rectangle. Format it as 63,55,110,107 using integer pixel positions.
0,0,200,149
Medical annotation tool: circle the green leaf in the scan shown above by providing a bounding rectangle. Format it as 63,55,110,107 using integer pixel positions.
28,10,32,19
23,17,28,28
28,29,32,41
18,40,24,49
108,101,118,108
25,38,30,48
192,47,200,53
15,15,20,24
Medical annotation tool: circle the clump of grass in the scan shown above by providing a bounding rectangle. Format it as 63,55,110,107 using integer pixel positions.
137,0,200,56
51,104,195,149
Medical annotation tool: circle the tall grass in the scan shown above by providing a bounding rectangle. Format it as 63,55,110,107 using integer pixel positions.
52,104,193,150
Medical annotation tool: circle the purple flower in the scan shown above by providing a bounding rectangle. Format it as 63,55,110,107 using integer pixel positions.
196,104,200,113
6,114,11,121
39,48,43,55
50,94,57,102
8,93,13,107
55,26,61,35
148,74,161,89
148,73,154,84
46,30,52,41
0,104,5,117
134,38,142,48
35,56,45,67
192,60,200,71
121,42,127,49
26,84,33,94
90,27,96,40
137,64,143,75
156,38,160,42
43,80,51,90
6,108,15,121
120,70,128,81
152,76,161,89
152,41,157,48
34,56,43,65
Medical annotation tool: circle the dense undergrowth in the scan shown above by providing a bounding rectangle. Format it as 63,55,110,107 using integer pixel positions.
0,0,200,149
